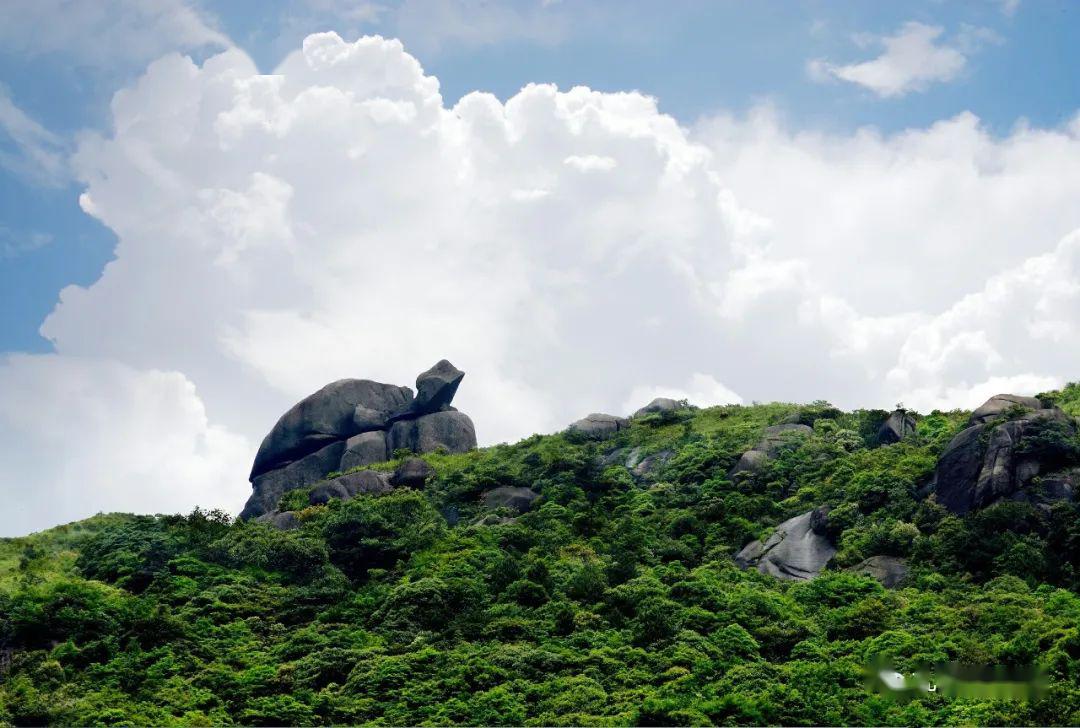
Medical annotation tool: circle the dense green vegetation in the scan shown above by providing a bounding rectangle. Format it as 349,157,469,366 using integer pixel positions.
3,392,1080,726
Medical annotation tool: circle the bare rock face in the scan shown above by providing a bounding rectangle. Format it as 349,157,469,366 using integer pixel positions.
632,397,682,418
241,361,476,519
933,395,1079,515
388,411,477,455
734,509,837,581
482,486,541,513
241,441,346,520
969,394,1046,425
249,380,412,479
729,424,813,476
849,555,908,588
255,511,300,531
568,413,630,440
340,431,388,472
877,410,917,445
409,359,465,416
390,457,435,489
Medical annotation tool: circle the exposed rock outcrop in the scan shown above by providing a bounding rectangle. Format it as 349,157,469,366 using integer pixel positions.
848,555,908,588
568,413,629,440
633,397,682,417
729,423,813,476
877,409,916,445
734,508,837,581
969,394,1046,425
482,486,541,513
255,511,300,531
240,361,476,520
390,457,435,489
599,446,673,480
933,394,1079,515
249,380,412,480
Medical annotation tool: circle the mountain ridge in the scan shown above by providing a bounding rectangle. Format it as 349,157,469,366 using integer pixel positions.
2,379,1080,725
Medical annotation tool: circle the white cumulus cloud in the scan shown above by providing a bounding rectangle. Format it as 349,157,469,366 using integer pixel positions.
808,21,992,97
2,32,1080,536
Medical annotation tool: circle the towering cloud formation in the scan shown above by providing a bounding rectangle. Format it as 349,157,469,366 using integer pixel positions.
1,33,1078,535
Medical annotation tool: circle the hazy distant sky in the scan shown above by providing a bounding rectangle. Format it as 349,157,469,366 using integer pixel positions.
2,0,1079,535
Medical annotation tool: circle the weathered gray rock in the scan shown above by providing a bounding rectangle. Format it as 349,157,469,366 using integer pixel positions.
632,450,673,479
969,394,1045,425
242,440,346,519
758,424,814,455
388,410,477,454
339,431,388,471
633,397,682,418
309,481,350,505
250,379,412,479
730,448,770,476
877,410,917,445
934,399,1078,514
482,486,541,513
408,359,464,416
332,469,394,497
390,457,434,488
569,413,629,440
734,510,837,581
729,424,813,477
255,511,300,530
352,405,390,432
849,555,908,588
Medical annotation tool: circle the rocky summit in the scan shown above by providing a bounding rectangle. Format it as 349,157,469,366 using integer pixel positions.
240,360,476,520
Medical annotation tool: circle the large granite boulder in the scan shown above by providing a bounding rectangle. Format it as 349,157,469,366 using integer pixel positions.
241,441,346,520
334,469,394,497
877,410,917,445
729,424,813,476
734,510,837,581
734,509,836,581
309,481,351,505
970,394,1046,425
633,397,682,418
241,361,476,520
250,379,412,479
340,431,388,471
849,555,908,588
569,413,629,440
390,457,435,488
388,411,477,454
408,359,465,416
933,395,1079,514
482,486,541,513
255,511,300,531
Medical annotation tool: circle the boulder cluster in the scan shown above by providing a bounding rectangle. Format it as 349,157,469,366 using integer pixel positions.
933,394,1078,514
240,360,476,520
732,393,1079,584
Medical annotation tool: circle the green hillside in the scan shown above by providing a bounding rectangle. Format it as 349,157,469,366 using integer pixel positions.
3,393,1080,726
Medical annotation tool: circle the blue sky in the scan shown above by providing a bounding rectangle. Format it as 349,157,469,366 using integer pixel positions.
2,0,1080,535
1,1,1077,354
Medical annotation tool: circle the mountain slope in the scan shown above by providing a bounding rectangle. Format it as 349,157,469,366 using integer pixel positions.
2,392,1080,726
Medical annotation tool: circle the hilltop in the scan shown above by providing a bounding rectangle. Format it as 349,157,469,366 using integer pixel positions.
2,379,1080,726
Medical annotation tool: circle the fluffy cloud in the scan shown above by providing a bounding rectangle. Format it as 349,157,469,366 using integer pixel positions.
0,354,249,533
808,22,993,97
2,32,1079,535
